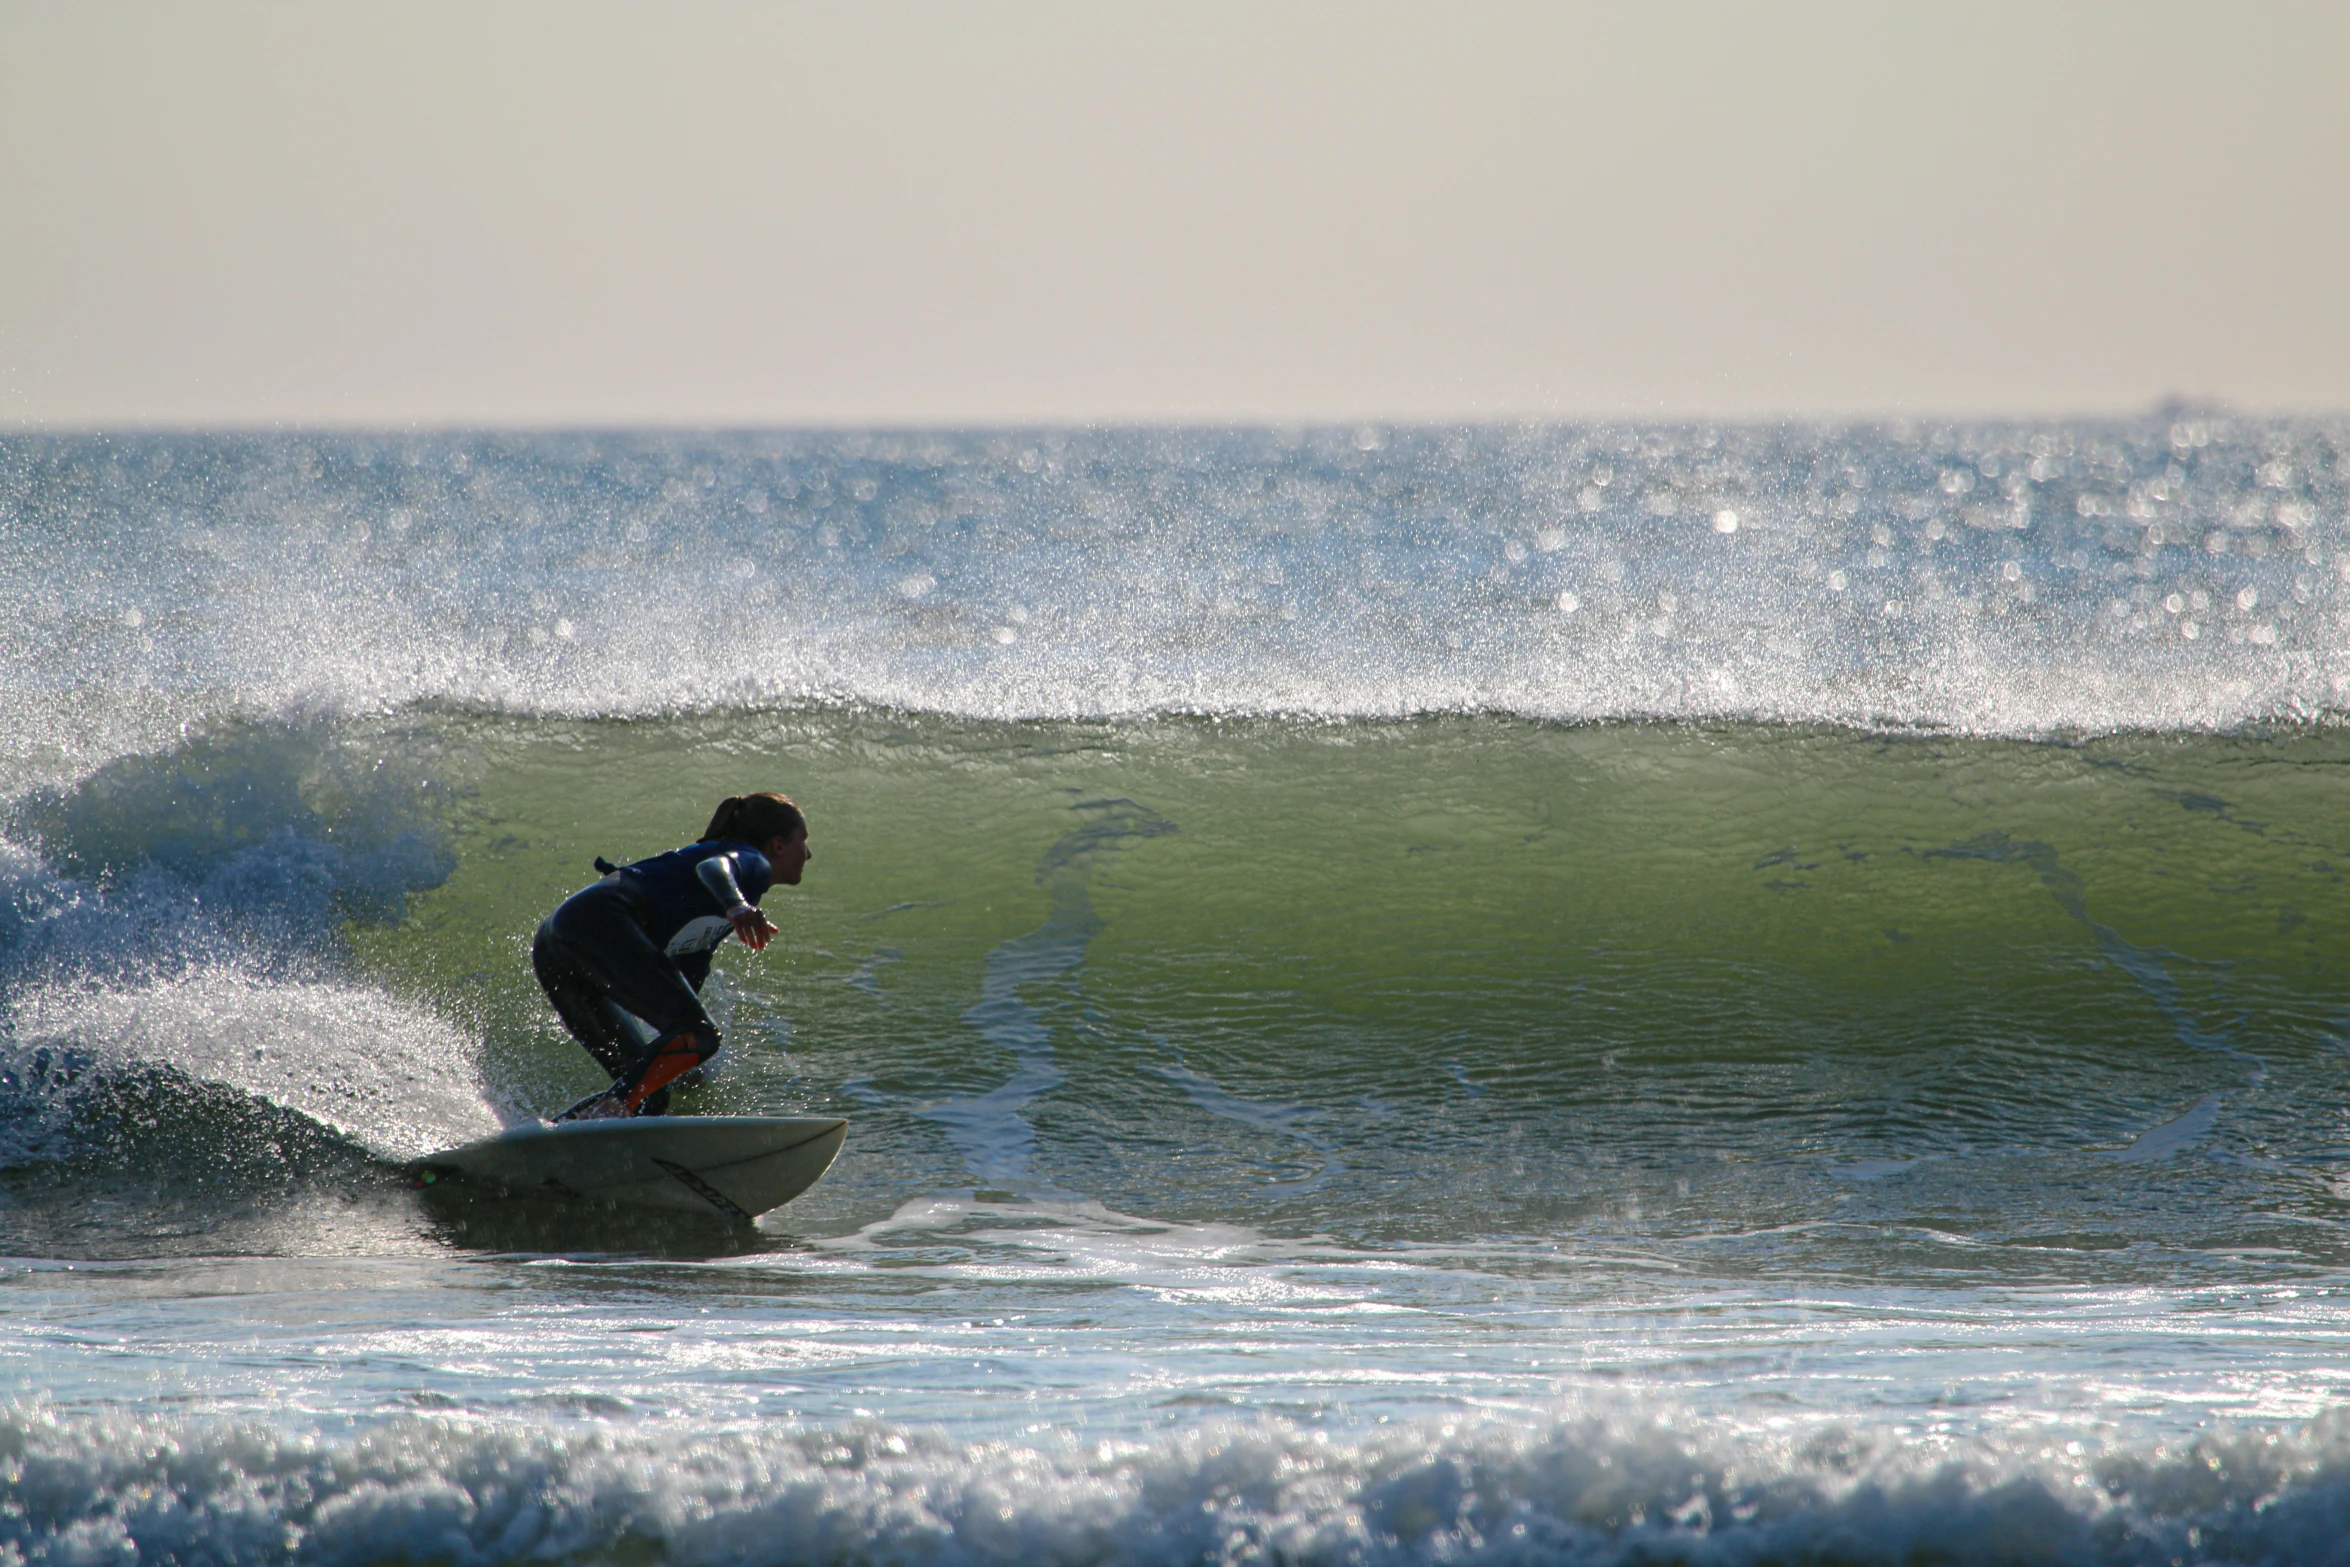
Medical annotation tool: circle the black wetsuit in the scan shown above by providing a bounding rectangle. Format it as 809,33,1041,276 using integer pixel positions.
532,839,775,1114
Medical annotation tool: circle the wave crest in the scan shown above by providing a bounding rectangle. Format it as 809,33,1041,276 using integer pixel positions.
5,423,2348,781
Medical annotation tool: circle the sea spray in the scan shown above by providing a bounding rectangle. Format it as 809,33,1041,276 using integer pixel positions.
4,423,2346,780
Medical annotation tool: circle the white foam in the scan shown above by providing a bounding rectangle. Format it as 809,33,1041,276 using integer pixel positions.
809,1193,1344,1304
8,968,500,1161
4,1398,2348,1566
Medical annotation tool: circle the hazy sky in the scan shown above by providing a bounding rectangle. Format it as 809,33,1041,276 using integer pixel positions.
4,2,2345,426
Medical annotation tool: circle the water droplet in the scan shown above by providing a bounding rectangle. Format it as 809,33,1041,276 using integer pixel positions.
1712,510,1739,534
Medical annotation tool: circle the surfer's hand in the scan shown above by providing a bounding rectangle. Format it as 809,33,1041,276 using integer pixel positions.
730,906,780,951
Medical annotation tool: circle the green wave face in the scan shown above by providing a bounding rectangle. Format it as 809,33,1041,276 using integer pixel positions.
359,711,2350,1277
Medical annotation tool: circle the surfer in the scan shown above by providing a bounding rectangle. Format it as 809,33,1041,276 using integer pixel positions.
532,792,811,1120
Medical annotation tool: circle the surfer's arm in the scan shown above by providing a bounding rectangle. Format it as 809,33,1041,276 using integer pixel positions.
696,851,780,951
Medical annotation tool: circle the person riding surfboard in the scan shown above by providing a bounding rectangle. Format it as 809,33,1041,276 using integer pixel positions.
531,792,810,1120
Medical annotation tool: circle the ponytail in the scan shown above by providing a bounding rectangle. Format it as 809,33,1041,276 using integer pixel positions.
703,796,743,841
702,791,806,845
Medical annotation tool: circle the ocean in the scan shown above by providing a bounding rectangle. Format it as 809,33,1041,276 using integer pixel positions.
4,420,2350,1564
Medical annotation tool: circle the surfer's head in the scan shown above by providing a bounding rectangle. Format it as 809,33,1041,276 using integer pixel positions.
704,792,806,846
704,792,812,884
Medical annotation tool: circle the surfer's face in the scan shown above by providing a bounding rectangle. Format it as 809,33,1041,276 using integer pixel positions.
766,828,812,885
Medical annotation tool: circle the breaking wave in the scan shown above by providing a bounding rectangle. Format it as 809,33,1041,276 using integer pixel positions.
8,1401,2350,1566
2,421,2347,785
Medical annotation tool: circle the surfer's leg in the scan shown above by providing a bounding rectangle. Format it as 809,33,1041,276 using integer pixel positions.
606,1020,722,1115
581,951,720,1114
532,925,641,1078
539,887,721,1118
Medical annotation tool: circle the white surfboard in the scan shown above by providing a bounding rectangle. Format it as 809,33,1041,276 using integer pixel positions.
420,1115,847,1221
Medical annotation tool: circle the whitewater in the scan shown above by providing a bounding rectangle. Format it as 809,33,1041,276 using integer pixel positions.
4,419,2350,1565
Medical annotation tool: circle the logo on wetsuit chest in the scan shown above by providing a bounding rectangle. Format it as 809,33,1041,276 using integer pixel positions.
665,915,734,957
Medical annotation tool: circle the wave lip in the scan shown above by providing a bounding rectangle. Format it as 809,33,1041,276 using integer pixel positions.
5,1403,2349,1566
5,422,2348,768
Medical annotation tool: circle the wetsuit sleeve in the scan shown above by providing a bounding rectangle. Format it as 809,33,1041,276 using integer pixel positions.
734,848,774,902
695,852,754,914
